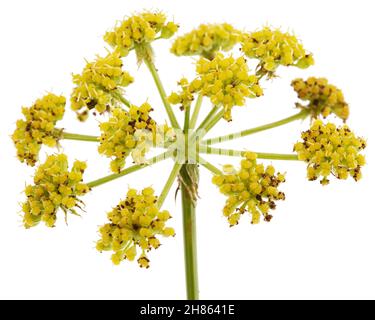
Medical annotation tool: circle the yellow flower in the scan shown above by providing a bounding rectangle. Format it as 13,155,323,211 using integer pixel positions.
71,52,133,121
21,154,90,228
171,23,242,59
241,27,314,78
12,94,66,166
104,11,179,57
169,53,263,121
96,187,175,268
294,120,366,185
292,77,349,121
212,152,286,226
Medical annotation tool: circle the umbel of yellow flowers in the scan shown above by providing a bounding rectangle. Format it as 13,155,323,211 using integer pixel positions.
71,52,134,121
104,11,179,57
294,120,366,185
98,104,157,173
169,53,263,121
22,154,90,228
96,188,175,268
11,11,367,274
98,103,175,172
241,26,314,78
212,152,286,226
171,23,242,59
12,94,66,166
292,77,350,121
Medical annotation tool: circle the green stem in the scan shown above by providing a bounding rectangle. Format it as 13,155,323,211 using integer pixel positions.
111,91,131,108
180,164,199,300
143,53,180,129
86,151,172,188
189,94,203,130
197,156,222,175
184,105,191,133
202,109,309,145
199,146,300,161
255,152,299,161
156,161,183,208
188,106,222,147
196,106,219,132
61,132,99,142
201,109,225,136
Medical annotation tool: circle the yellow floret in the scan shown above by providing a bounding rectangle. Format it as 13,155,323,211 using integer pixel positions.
71,52,133,121
212,155,286,226
171,23,242,59
96,187,174,268
294,121,366,184
292,77,349,121
242,27,314,78
21,154,89,228
12,94,66,166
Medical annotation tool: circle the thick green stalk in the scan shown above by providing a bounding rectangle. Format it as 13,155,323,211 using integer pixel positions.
189,94,203,130
202,109,309,145
143,55,180,129
180,164,199,300
62,132,99,142
156,162,183,208
199,146,300,161
86,151,172,188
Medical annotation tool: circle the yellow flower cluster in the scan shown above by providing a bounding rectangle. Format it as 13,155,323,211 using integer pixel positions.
171,23,242,59
104,11,179,57
98,103,157,173
169,53,263,121
71,52,134,121
241,27,314,77
212,152,286,226
96,187,175,268
294,120,366,185
21,154,90,228
12,94,66,166
292,77,350,121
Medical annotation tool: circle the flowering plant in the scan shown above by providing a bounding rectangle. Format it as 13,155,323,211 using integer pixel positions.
12,11,366,300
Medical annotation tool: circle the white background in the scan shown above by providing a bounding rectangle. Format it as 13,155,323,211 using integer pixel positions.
0,0,374,300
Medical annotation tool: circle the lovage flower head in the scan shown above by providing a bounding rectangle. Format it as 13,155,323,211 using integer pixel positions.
169,53,263,121
21,154,90,228
241,27,314,78
292,77,350,121
294,120,366,185
212,152,286,226
104,11,178,57
96,187,175,268
171,23,242,59
198,54,264,121
98,103,159,173
71,52,134,121
12,94,66,166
